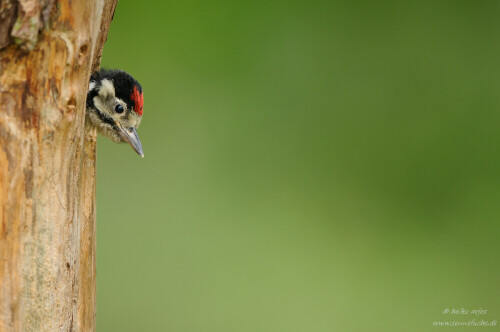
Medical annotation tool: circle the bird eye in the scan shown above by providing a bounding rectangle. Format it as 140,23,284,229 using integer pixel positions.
115,104,124,113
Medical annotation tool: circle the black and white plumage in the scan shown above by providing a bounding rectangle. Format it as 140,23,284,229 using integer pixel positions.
86,69,144,157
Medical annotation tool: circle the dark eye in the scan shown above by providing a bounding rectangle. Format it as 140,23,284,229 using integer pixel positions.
115,104,124,113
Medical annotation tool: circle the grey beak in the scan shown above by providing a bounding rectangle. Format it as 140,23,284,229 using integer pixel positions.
116,124,144,158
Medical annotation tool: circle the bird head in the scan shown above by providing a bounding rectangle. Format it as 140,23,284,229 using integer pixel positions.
86,69,144,157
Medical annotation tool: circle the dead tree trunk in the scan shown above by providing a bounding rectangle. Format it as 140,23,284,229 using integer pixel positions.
0,1,117,331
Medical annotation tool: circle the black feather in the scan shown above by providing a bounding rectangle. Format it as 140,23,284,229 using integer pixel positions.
87,69,142,114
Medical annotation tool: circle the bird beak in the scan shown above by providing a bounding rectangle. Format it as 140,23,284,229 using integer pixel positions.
116,123,144,158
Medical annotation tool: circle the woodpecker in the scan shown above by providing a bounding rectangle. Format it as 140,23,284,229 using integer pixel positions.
86,69,144,157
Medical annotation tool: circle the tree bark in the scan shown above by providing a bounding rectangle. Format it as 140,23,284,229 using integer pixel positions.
0,1,117,331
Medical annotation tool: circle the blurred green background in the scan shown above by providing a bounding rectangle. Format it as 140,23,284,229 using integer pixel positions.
97,1,500,331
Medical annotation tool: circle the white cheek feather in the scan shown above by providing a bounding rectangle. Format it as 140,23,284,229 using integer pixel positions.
89,81,96,91
87,111,122,143
93,96,108,117
99,79,115,99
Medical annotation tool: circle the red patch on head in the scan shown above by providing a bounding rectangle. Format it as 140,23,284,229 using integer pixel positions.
130,86,144,116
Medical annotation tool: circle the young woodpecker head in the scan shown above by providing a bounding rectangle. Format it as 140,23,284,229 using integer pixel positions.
86,69,144,157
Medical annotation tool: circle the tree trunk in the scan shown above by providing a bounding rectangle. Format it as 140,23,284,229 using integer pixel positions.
0,1,117,331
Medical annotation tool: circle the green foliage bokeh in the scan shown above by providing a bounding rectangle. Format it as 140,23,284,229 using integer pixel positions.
98,1,500,331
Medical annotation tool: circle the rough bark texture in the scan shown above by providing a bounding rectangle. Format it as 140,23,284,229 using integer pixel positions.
0,0,117,331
